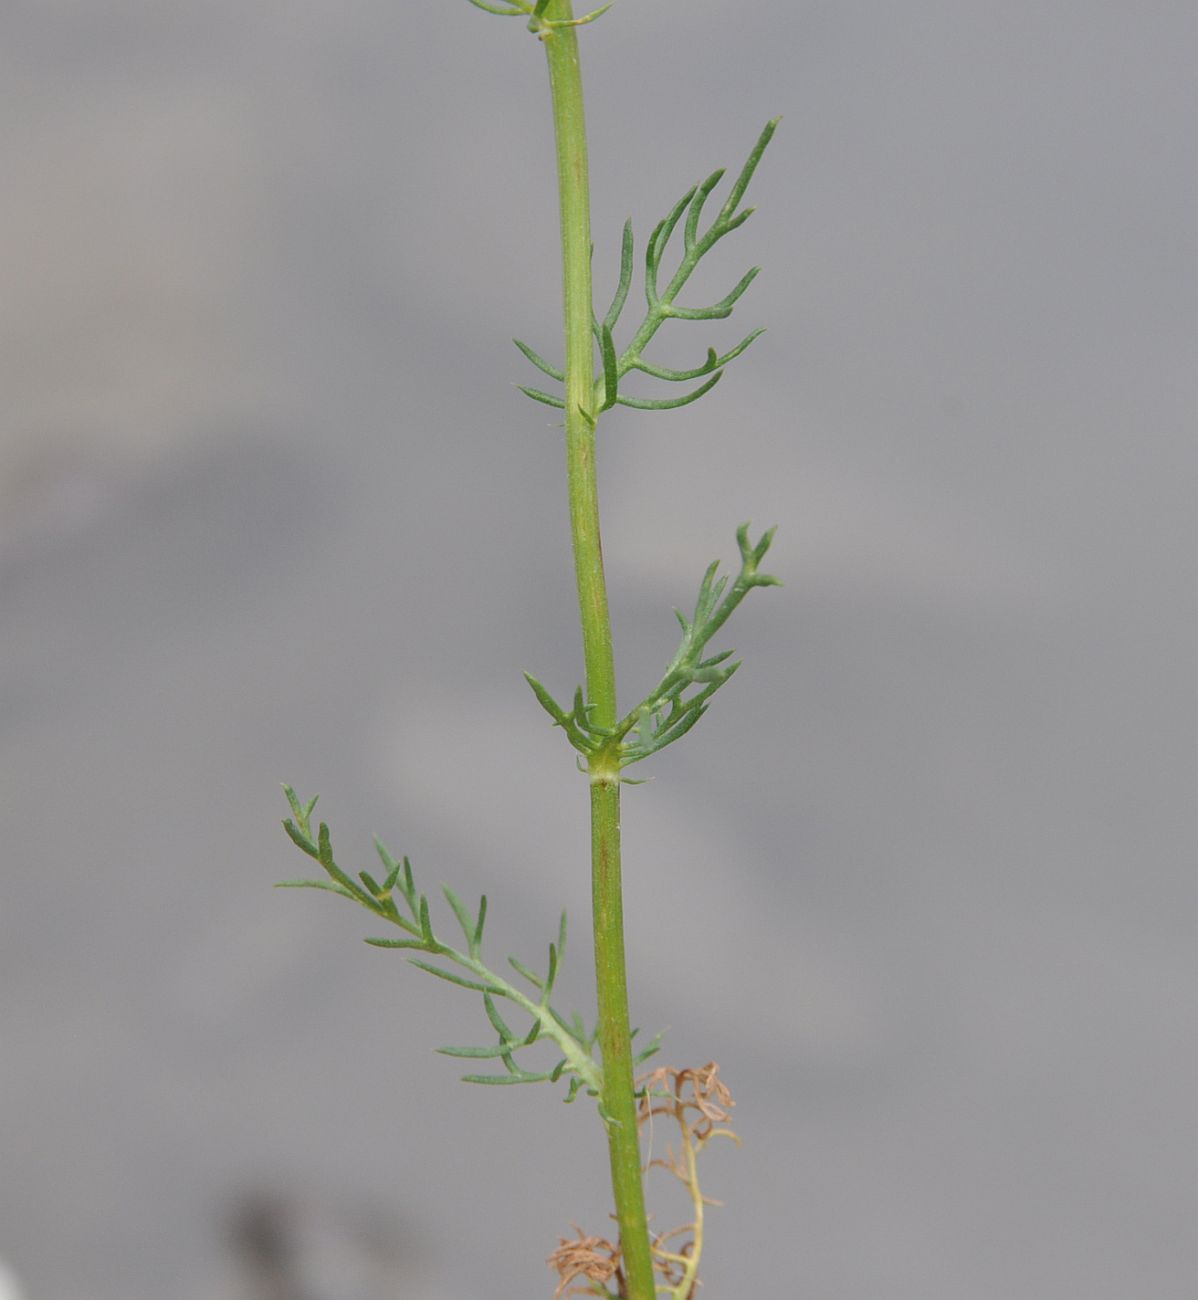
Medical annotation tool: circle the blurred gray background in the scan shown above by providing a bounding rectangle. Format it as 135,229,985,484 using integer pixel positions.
2,1,1195,1297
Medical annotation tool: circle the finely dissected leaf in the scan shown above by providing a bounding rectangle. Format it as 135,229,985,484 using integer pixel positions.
314,823,366,899
279,793,600,1102
632,1029,666,1065
275,878,357,898
517,384,566,410
524,672,570,726
483,992,515,1040
630,346,716,382
603,121,777,414
472,895,488,953
408,959,504,996
615,370,723,410
630,334,761,383
548,1005,585,1043
571,1,613,27
282,818,318,858
528,525,777,765
544,941,559,998
436,1043,518,1059
374,837,400,880
613,524,780,765
602,218,634,332
599,323,619,412
282,784,316,827
460,1070,556,1085
646,185,697,298
719,116,779,222
664,265,759,320
513,337,563,381
685,168,726,251
523,672,601,755
418,894,435,946
508,954,544,990
443,886,476,948
465,0,525,15
645,700,709,752
515,122,776,422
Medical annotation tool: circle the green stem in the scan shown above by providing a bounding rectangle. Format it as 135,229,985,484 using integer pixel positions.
540,7,656,1298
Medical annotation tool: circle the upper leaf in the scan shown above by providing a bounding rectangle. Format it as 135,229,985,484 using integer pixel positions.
514,120,778,418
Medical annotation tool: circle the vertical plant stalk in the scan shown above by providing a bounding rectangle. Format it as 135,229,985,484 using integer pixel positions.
282,11,778,1295
540,4,656,1297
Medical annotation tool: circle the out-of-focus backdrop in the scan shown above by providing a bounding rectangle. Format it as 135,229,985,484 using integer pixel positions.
3,2,1195,1297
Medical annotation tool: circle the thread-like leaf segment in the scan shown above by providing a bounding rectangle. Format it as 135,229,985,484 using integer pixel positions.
465,0,613,35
